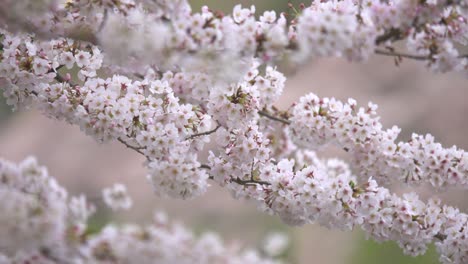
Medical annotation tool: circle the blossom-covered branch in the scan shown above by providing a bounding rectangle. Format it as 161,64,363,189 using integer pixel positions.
1,0,467,75
1,30,466,193
0,157,282,264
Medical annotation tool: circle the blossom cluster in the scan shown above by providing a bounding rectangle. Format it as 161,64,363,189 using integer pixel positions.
0,0,468,263
1,0,467,75
0,157,281,264
0,31,216,199
253,152,468,261
0,29,289,198
290,93,468,190
102,183,133,211
208,133,468,261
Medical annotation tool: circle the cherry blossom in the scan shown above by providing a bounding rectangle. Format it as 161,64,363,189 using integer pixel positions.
0,0,468,263
0,157,281,264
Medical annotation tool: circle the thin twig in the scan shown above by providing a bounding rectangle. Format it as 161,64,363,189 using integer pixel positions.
434,233,447,242
186,125,221,140
375,28,403,45
200,164,212,170
230,177,271,186
374,49,431,61
117,138,147,157
258,110,291,125
375,48,468,61
98,9,108,32
201,165,270,186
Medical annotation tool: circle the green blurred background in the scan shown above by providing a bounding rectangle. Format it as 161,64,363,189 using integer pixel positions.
1,1,467,263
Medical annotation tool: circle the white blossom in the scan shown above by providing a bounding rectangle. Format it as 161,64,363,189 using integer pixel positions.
102,183,133,211
262,232,290,257
0,157,280,264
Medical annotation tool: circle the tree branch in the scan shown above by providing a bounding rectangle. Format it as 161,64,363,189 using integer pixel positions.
200,164,270,186
200,164,212,170
117,138,147,157
375,48,468,61
374,49,432,61
186,124,221,140
258,110,291,125
375,28,404,45
230,177,271,186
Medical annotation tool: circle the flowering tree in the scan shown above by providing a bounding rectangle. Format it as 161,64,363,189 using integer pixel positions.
0,0,467,263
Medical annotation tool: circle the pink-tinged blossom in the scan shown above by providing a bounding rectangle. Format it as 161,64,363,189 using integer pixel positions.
0,157,278,264
0,0,467,263
290,93,468,190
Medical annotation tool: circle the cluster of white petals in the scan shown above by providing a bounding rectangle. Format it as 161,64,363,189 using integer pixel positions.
0,0,468,263
296,0,360,59
290,93,468,190
0,31,214,199
102,183,133,211
262,232,290,258
0,157,280,264
0,0,466,74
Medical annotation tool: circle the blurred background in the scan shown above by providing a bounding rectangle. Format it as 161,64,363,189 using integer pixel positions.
1,1,467,263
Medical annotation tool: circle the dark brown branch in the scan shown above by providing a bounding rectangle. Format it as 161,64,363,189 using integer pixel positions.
230,177,271,186
375,48,468,61
186,125,221,140
434,233,447,242
200,164,212,170
374,49,432,61
258,110,291,125
201,165,271,186
375,28,404,45
117,138,147,157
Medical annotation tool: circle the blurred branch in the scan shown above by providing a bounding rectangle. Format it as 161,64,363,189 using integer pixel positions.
258,110,291,125
186,124,221,140
375,48,468,61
